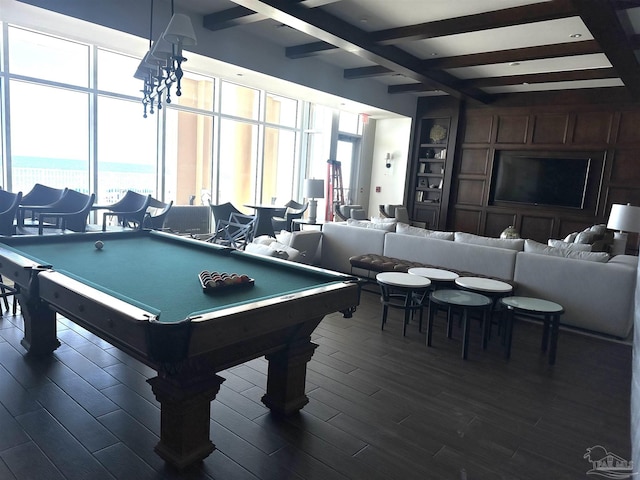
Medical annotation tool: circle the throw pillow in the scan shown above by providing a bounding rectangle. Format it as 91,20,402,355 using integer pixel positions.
370,216,397,224
253,235,276,246
275,230,292,246
525,239,609,262
547,239,592,252
268,241,299,261
454,231,525,251
563,232,578,243
396,222,454,240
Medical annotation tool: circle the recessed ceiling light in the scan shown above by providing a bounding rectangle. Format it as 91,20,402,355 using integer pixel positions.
430,52,438,56
570,33,582,38
509,62,520,67
360,18,368,23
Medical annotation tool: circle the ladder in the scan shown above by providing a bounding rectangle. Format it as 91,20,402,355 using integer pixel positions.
326,159,344,220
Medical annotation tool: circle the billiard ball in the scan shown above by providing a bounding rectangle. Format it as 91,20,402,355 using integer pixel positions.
95,240,104,250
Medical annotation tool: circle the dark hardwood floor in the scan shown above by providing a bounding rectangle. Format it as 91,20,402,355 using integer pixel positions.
0,289,631,480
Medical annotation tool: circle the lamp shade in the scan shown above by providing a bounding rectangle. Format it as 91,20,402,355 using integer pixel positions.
303,179,325,199
163,13,197,46
607,203,640,233
150,36,174,61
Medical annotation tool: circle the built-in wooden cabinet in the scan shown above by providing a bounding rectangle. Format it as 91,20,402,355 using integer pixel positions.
408,99,460,229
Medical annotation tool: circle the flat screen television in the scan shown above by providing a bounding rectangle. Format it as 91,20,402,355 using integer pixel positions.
491,153,591,209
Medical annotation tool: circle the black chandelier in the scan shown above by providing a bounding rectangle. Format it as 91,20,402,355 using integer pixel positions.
134,0,197,118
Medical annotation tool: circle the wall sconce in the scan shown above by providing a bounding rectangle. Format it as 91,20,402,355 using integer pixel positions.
385,153,393,168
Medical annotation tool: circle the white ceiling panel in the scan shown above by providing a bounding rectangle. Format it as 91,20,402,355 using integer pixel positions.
400,17,593,59
447,53,612,79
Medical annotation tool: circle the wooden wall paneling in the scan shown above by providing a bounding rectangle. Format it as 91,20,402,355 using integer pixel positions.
459,148,491,175
572,111,614,145
520,214,555,243
606,187,640,210
451,208,482,233
610,149,640,185
496,115,529,144
531,114,569,144
484,211,517,238
462,114,493,143
617,110,640,144
455,178,485,206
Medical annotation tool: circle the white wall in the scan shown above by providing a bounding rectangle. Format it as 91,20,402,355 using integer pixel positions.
367,117,413,216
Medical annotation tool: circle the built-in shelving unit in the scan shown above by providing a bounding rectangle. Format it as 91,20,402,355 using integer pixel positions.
410,113,456,229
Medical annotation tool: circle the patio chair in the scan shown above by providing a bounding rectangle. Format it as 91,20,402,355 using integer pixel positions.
210,212,256,249
99,190,151,231
33,189,96,234
209,201,243,228
143,198,173,230
271,200,309,232
0,190,22,236
18,183,68,226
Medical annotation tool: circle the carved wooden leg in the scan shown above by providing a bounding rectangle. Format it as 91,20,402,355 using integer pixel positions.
147,373,224,469
19,291,60,355
262,337,317,415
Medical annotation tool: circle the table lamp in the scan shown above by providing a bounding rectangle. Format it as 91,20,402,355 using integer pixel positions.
303,178,325,224
607,203,640,255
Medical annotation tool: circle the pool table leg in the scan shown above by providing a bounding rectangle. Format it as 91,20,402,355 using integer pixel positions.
19,287,61,355
147,373,225,469
262,336,318,415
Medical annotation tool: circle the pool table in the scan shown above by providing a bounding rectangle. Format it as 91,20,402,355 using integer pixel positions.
0,230,359,469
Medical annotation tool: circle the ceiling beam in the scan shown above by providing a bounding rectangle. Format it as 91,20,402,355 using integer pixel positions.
423,40,601,69
570,0,640,99
372,0,577,45
227,0,491,103
343,65,392,79
465,67,618,88
285,0,577,59
343,40,601,80
387,67,618,93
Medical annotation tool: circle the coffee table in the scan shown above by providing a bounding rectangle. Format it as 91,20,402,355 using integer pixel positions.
376,272,431,336
408,267,459,285
499,296,564,365
427,289,492,359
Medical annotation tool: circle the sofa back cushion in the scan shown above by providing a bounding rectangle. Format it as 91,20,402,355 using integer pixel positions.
524,239,609,262
454,232,524,251
396,222,454,240
346,218,396,232
321,222,387,273
384,233,517,280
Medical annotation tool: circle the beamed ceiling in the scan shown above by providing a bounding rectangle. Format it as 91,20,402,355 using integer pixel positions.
178,0,640,105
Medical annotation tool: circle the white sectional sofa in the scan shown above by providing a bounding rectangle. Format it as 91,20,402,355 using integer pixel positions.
319,221,638,339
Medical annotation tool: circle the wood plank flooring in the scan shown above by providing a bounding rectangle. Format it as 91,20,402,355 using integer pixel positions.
0,289,631,480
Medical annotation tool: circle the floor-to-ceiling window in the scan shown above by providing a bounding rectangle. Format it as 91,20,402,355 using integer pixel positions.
0,20,364,219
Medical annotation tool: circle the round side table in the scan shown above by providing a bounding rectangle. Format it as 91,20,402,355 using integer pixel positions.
499,296,564,365
428,289,492,360
376,272,431,336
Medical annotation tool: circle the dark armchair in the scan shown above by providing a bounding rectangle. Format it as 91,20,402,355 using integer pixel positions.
210,212,256,249
34,189,96,234
0,190,22,236
209,202,243,227
143,198,173,230
271,200,308,232
18,183,68,226
99,190,151,231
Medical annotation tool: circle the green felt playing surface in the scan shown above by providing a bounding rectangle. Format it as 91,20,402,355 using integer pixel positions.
2,232,343,323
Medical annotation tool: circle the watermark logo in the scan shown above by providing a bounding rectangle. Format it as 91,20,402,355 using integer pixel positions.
584,445,636,479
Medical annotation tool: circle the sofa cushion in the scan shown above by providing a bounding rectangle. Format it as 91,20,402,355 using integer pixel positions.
245,242,296,260
454,232,524,251
347,218,396,232
524,239,608,262
547,239,592,252
396,222,454,240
